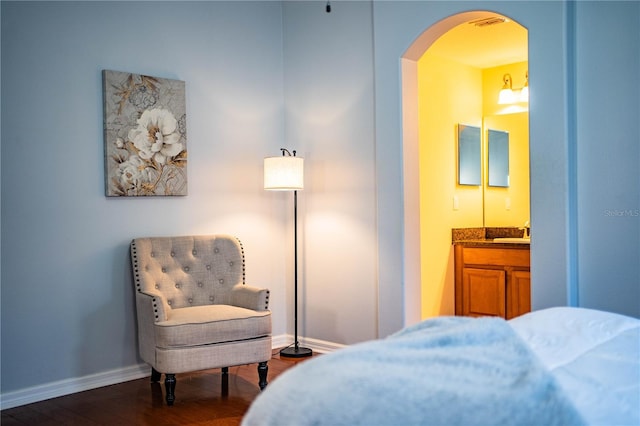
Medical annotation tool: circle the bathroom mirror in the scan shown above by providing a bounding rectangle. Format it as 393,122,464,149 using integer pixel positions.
488,129,509,187
457,124,481,186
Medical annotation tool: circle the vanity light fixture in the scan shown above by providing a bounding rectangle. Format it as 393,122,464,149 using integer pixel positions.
498,74,516,104
498,72,529,105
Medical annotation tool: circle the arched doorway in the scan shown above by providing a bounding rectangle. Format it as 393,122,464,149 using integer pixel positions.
401,11,529,324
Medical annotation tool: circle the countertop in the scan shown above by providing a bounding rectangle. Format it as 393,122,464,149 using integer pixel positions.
452,227,530,248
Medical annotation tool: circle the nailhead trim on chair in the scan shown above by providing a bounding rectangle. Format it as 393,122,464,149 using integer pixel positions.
153,298,158,320
131,241,141,293
235,237,246,285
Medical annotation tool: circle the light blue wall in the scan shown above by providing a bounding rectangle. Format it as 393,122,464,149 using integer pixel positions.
282,1,378,344
574,1,639,317
1,1,286,395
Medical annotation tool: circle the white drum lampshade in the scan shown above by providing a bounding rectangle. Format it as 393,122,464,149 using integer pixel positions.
264,155,304,190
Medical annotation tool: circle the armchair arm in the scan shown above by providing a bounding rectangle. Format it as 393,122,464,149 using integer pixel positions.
231,284,270,311
136,288,171,322
134,289,172,366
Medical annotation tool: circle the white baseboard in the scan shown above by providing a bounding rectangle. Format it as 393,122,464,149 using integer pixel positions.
0,334,344,410
272,333,347,354
300,335,347,353
0,363,150,410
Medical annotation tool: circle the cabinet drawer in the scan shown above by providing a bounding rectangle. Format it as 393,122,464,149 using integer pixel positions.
462,247,530,268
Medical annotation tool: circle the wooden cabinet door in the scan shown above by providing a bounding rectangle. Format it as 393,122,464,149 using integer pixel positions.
508,270,531,319
462,268,506,318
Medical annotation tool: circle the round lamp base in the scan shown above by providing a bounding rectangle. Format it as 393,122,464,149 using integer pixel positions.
280,346,313,358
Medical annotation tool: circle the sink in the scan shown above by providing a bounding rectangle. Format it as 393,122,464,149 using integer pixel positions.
493,237,530,244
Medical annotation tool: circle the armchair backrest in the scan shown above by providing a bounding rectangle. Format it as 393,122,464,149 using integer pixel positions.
131,235,245,309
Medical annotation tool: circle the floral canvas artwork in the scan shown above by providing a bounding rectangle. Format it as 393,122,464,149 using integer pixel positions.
103,70,187,196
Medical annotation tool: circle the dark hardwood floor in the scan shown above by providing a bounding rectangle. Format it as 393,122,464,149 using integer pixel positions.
1,350,315,425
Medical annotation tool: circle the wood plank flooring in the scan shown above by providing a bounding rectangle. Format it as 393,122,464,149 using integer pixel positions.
1,350,315,425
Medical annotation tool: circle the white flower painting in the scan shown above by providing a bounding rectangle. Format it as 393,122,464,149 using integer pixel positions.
103,70,187,196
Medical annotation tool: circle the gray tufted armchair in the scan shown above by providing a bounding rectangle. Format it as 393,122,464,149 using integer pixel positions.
130,235,272,406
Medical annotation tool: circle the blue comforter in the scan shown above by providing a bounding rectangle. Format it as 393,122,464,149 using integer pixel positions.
242,316,585,426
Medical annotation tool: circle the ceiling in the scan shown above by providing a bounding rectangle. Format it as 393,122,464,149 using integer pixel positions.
427,17,528,69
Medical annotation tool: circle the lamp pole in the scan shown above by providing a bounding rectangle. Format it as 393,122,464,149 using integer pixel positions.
293,189,299,351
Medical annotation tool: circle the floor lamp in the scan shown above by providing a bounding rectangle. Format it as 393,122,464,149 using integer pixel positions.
264,149,313,358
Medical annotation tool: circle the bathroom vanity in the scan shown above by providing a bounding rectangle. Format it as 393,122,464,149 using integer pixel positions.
453,228,530,320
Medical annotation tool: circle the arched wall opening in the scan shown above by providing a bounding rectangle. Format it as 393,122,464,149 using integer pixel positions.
401,10,529,325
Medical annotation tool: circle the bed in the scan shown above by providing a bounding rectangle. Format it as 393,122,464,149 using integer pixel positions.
242,307,639,426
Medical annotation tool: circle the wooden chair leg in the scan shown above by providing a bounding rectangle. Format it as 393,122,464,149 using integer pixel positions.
258,361,268,390
150,368,161,383
221,367,229,397
165,374,176,406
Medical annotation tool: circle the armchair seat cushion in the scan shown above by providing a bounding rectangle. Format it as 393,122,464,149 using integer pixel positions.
156,305,271,349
